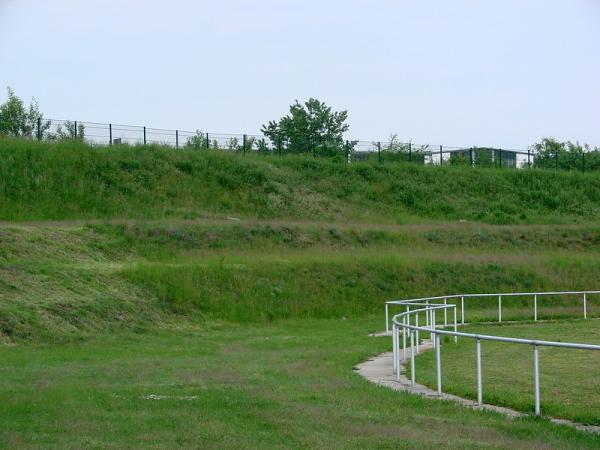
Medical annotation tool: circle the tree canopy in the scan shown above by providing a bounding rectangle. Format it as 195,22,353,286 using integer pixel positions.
261,98,352,156
0,87,49,138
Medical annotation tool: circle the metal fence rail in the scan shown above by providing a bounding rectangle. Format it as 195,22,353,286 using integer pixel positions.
385,290,600,416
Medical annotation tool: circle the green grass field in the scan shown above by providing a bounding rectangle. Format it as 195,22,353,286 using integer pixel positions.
2,138,600,447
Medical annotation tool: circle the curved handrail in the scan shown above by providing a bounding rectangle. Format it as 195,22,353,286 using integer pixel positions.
384,290,599,335
386,291,600,417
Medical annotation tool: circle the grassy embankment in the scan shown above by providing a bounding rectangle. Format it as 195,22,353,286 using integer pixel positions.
2,138,600,447
2,137,600,224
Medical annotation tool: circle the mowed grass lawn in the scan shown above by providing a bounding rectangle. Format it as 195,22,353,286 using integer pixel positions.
2,318,600,449
416,319,600,425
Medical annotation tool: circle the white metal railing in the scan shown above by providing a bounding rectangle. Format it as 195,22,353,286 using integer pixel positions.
385,291,600,417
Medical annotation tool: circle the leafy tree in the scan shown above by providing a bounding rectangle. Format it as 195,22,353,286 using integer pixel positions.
261,98,352,156
226,136,239,151
532,138,600,170
255,138,271,154
185,130,208,149
383,133,410,153
0,87,50,138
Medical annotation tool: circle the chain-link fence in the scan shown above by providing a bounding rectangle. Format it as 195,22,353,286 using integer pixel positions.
5,116,551,169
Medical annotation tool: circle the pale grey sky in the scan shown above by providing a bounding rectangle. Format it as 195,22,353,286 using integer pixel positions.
1,0,598,148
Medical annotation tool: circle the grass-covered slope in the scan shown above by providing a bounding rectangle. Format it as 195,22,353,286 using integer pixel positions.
2,222,600,342
2,137,600,223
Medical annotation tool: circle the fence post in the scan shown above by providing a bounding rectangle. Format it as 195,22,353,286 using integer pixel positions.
206,132,210,149
109,123,112,146
533,344,540,415
74,121,78,139
528,148,531,167
143,126,147,146
345,140,350,163
534,294,538,321
176,130,179,149
476,339,482,405
461,296,465,324
584,292,587,319
409,142,412,162
470,147,474,167
37,117,42,140
243,134,247,155
377,141,381,163
439,145,443,165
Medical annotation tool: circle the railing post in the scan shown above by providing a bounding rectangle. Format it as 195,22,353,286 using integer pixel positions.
470,147,474,166
444,297,448,326
176,130,179,149
476,338,483,405
243,134,247,155
426,300,430,327
461,296,465,324
432,309,437,348
37,116,42,140
430,308,434,341
206,132,210,149
436,334,442,395
584,293,588,319
385,303,389,336
534,344,540,416
408,142,412,162
415,313,420,354
143,126,147,146
395,324,401,381
392,323,397,374
453,307,458,343
402,316,407,361
534,294,538,321
439,145,443,165
410,331,415,386
377,141,381,163
74,121,77,139
498,295,502,323
109,123,112,145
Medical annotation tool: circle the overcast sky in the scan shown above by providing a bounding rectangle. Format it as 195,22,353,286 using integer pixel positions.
1,0,598,148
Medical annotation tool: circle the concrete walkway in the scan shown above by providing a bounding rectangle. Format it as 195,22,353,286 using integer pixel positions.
354,338,600,434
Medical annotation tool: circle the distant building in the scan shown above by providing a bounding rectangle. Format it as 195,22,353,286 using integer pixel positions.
450,148,517,168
